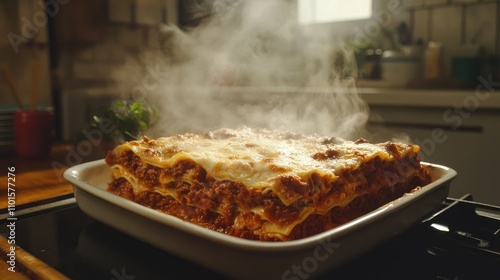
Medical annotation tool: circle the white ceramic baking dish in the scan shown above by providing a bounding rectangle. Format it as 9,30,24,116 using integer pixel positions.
64,160,456,280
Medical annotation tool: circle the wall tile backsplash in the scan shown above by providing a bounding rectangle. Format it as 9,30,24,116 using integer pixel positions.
465,3,497,55
407,0,500,78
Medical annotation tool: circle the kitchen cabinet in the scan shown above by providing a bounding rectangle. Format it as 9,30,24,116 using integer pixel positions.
363,90,500,205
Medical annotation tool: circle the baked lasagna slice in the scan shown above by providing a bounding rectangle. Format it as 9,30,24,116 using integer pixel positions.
105,127,431,241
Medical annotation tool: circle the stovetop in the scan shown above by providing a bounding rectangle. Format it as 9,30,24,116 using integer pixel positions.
1,194,499,280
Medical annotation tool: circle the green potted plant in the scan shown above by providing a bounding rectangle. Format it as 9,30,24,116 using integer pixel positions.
76,100,157,152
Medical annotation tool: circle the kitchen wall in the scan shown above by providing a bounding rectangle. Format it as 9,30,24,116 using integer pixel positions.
301,0,500,85
6,0,498,138
6,0,222,140
5,0,497,107
52,0,180,139
0,0,52,107
55,0,178,86
403,0,499,78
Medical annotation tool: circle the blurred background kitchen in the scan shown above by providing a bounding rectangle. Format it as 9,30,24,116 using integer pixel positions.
1,0,499,204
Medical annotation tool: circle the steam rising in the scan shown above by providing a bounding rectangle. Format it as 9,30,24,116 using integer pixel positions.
114,0,369,140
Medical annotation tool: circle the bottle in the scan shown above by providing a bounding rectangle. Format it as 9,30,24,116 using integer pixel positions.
424,42,443,80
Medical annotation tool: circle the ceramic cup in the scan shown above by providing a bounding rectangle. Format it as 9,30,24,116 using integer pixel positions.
14,109,54,159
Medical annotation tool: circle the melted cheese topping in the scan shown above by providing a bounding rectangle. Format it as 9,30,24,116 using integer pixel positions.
118,128,415,192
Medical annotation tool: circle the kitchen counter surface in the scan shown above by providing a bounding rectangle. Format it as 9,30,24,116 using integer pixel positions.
0,143,77,210
204,85,500,110
63,85,500,113
357,87,500,109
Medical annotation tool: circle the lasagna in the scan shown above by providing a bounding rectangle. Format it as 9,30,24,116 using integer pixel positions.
105,127,431,241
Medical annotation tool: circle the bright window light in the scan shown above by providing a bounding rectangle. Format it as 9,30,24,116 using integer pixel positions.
298,0,372,24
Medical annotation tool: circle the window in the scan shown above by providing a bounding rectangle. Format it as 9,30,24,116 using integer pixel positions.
298,0,372,25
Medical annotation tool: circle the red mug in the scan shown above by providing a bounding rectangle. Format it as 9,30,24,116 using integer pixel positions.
14,110,54,159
